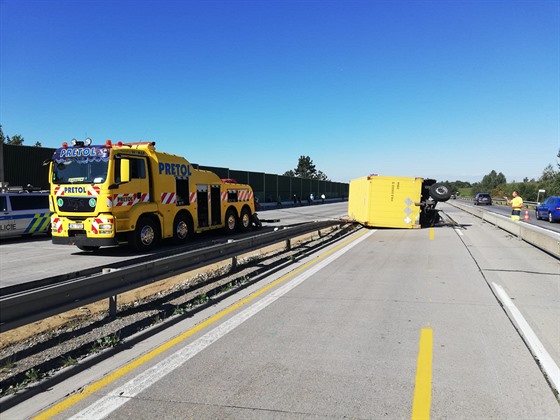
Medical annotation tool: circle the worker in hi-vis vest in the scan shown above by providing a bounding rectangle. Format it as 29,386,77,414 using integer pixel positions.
504,191,523,222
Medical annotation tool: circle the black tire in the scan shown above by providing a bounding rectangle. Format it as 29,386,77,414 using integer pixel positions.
549,212,554,223
130,216,158,251
77,245,100,252
429,183,451,202
238,208,251,232
173,212,193,245
224,208,237,234
535,211,540,220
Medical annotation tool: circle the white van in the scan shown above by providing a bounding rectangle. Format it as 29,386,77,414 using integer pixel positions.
0,192,51,239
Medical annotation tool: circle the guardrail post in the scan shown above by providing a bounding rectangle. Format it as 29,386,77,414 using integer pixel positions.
109,295,117,319
103,268,119,319
285,239,291,250
227,240,238,271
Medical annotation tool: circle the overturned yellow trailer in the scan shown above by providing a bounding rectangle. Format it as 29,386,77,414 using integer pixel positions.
348,175,451,228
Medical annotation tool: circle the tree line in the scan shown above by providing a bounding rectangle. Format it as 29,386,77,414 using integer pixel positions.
0,125,41,147
443,149,560,201
285,154,560,202
2,124,558,200
283,155,329,181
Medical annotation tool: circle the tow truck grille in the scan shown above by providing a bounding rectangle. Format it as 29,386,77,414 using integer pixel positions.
57,197,96,213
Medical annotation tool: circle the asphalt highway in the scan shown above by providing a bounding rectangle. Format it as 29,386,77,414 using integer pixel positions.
6,202,559,419
454,198,560,234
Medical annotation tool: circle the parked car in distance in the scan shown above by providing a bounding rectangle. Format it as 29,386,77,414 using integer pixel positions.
474,193,492,205
535,196,560,223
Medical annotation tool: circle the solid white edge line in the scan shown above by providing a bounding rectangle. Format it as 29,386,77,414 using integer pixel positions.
69,229,377,420
454,228,464,236
492,282,560,393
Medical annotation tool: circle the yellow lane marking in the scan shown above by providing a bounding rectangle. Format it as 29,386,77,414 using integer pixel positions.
412,328,433,420
34,229,371,419
429,227,434,240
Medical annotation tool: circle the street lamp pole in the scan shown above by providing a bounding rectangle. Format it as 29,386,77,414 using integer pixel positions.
537,189,545,204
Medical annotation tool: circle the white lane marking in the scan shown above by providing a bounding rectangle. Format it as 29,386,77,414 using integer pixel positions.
70,230,376,419
454,228,464,236
492,282,560,393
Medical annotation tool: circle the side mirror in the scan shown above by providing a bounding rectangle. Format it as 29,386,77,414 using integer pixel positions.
120,159,130,183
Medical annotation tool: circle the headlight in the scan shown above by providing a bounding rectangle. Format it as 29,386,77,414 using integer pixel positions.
99,224,113,230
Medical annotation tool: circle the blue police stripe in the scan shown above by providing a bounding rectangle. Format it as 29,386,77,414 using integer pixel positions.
2,213,49,221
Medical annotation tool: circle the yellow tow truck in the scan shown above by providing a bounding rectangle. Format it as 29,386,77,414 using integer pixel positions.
47,138,260,251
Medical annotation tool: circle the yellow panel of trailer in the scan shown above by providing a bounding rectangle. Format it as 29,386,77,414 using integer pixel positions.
348,175,424,229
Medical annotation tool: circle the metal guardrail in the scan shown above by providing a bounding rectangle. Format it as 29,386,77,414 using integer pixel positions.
0,220,345,333
460,197,538,208
448,201,560,258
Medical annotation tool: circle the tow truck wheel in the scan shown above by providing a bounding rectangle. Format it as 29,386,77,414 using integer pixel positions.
225,209,237,234
173,212,193,244
77,245,100,252
239,208,251,232
429,183,452,202
130,217,158,251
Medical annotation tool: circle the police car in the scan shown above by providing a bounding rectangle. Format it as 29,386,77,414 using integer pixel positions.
0,192,51,239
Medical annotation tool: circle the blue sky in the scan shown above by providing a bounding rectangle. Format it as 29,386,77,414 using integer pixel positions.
1,0,558,183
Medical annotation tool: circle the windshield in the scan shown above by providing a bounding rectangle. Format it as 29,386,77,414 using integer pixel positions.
51,146,111,184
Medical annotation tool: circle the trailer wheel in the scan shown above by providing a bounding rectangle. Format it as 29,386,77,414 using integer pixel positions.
173,212,193,245
130,217,158,251
77,245,100,252
239,208,251,232
225,209,237,234
429,183,452,202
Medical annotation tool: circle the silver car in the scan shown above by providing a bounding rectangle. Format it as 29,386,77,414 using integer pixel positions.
474,193,492,205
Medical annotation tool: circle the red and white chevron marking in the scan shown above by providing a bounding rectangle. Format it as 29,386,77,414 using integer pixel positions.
88,186,100,196
91,217,111,234
53,185,100,196
221,189,254,202
112,193,150,207
238,189,253,202
161,192,177,205
51,217,63,233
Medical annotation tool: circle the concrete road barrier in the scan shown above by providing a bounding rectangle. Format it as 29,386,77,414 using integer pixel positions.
448,202,560,258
